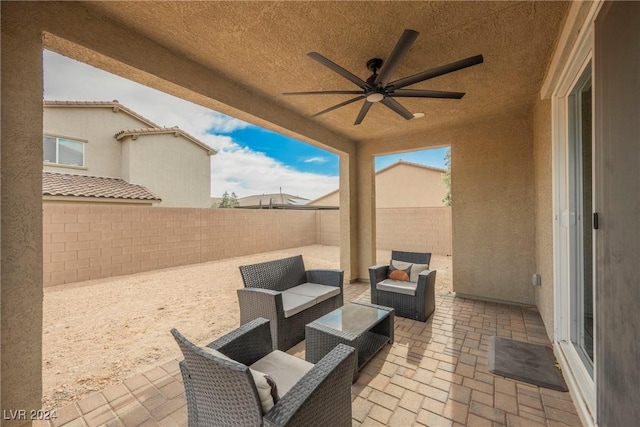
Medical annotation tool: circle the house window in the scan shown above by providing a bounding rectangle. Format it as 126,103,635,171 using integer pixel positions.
43,135,85,167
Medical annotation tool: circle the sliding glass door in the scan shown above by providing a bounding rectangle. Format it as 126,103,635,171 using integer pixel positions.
567,63,594,374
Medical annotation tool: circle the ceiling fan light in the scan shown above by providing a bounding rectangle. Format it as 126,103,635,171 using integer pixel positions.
366,92,384,103
412,112,425,119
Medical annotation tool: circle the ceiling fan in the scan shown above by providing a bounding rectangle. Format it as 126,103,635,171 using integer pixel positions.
283,29,483,125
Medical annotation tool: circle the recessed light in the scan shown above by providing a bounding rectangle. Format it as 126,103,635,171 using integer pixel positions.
366,92,385,103
413,113,425,119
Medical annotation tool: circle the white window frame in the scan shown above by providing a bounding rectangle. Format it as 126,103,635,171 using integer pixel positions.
43,134,86,167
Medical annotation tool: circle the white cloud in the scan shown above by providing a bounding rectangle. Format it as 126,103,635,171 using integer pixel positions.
303,156,328,164
209,139,338,200
43,50,338,200
206,113,251,134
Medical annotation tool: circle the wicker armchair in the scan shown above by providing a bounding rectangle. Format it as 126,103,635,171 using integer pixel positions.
238,255,343,351
369,250,436,322
171,318,356,427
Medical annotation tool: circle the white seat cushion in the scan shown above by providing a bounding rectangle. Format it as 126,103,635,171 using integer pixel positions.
200,346,277,413
251,350,314,397
281,291,316,318
286,282,340,304
376,278,418,296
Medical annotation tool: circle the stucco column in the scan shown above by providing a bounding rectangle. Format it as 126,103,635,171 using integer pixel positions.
339,147,376,282
1,3,44,424
339,153,358,281
356,146,376,280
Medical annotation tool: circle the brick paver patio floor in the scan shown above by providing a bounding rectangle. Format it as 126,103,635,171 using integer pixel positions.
36,283,582,427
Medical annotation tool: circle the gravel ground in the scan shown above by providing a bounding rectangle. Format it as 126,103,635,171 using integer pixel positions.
42,245,452,409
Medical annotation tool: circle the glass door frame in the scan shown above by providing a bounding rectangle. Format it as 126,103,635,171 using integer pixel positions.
551,15,597,421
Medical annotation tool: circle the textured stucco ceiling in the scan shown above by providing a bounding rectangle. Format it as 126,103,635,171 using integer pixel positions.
83,1,569,143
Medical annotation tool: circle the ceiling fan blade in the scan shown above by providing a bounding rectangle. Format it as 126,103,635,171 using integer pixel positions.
354,101,373,125
389,54,484,89
375,29,419,86
381,97,414,120
391,89,465,99
308,52,370,89
311,95,365,117
283,90,363,95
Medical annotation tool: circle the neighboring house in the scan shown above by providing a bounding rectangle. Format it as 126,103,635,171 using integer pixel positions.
43,100,215,207
308,160,447,208
236,193,311,209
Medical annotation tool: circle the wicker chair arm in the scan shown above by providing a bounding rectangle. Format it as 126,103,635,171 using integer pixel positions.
416,269,436,288
369,264,389,284
306,269,344,288
263,344,356,427
206,317,273,366
237,288,285,319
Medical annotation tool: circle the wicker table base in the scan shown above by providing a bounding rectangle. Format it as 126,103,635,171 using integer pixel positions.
305,301,394,382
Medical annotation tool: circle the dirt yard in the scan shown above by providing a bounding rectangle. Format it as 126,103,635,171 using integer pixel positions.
42,245,452,409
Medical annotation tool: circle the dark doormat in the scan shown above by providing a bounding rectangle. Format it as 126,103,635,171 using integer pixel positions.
488,336,568,392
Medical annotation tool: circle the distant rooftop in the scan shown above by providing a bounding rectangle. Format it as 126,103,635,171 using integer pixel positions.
308,159,446,204
377,159,446,174
237,193,310,209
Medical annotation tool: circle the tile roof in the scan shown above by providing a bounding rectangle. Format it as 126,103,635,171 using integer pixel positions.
43,172,161,201
115,127,216,155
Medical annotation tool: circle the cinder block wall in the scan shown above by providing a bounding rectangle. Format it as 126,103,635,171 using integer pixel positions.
43,203,452,286
376,207,452,255
317,208,452,254
317,210,340,245
43,203,317,286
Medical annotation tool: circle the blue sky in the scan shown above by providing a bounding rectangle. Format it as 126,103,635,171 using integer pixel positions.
43,50,448,199
227,127,340,176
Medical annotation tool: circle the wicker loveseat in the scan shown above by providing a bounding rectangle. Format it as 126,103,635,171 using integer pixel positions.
172,318,356,427
369,250,437,322
238,255,344,351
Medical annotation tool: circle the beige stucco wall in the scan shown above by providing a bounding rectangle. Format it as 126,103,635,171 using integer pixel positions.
121,134,211,208
532,98,554,337
309,162,447,208
452,108,536,304
43,203,317,286
310,191,339,207
43,106,143,178
1,4,44,423
376,163,447,208
359,107,537,300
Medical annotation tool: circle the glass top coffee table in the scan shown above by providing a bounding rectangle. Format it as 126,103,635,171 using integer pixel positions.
305,301,394,382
